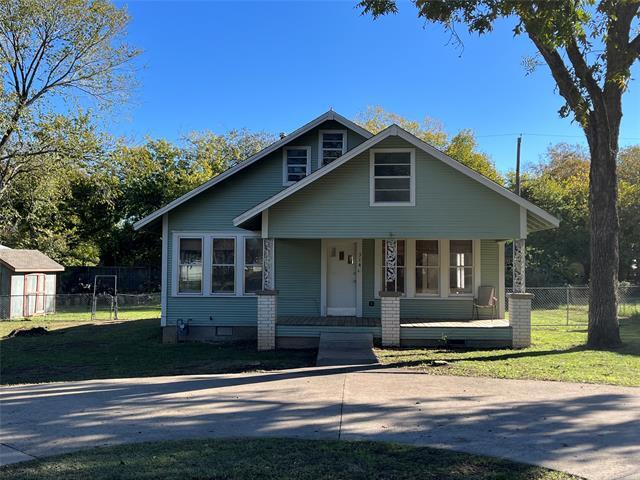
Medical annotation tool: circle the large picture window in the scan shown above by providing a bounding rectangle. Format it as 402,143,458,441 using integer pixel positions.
415,240,439,295
319,130,346,166
178,238,202,293
283,146,310,185
370,149,415,205
450,240,473,295
211,238,235,294
380,240,406,293
244,238,263,294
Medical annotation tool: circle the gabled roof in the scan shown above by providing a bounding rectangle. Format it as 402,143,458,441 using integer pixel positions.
233,124,560,231
0,249,64,273
133,110,373,230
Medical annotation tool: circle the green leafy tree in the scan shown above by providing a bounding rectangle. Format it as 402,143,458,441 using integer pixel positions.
358,0,640,348
0,0,139,204
356,106,503,183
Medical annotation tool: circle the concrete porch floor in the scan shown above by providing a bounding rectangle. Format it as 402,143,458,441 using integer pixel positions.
278,316,509,328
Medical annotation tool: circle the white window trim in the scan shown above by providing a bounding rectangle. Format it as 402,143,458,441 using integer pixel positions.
414,240,441,298
318,129,347,169
447,239,480,298
174,234,205,297
171,231,261,298
210,236,237,296
242,236,265,295
283,146,311,186
369,148,416,207
374,239,481,300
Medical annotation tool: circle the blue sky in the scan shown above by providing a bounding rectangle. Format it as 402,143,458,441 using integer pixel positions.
116,1,640,173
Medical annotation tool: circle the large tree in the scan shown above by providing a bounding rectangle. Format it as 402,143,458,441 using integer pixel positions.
358,0,640,348
0,0,138,204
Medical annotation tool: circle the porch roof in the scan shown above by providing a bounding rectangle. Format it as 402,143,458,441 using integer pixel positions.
233,125,560,235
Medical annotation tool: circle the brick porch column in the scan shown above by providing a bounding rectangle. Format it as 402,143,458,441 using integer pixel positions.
256,289,277,351
380,291,401,347
508,292,534,348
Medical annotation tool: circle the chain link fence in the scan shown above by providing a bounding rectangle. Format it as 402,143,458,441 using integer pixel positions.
506,285,640,328
0,293,160,322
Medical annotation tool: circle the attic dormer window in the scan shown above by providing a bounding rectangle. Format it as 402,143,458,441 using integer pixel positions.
370,148,416,206
283,146,311,186
319,130,346,167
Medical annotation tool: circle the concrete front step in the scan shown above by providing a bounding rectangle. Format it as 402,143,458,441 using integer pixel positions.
316,332,378,366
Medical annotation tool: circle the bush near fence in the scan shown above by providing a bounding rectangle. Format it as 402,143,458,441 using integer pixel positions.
506,285,640,327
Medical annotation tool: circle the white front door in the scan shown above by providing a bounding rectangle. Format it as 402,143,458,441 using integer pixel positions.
326,239,357,316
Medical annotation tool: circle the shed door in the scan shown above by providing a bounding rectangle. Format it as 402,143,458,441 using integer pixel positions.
326,240,357,316
24,274,45,317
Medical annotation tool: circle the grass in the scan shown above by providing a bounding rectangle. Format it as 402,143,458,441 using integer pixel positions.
0,438,577,480
377,314,640,387
0,317,315,385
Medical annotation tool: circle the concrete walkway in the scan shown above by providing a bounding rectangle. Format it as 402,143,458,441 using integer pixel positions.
316,332,378,366
1,368,639,480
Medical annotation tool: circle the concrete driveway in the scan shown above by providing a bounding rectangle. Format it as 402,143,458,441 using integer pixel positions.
1,367,639,480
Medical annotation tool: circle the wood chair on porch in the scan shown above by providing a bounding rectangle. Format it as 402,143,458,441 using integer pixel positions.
473,286,498,320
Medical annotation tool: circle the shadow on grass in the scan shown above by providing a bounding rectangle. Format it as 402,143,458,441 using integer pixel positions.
0,319,316,385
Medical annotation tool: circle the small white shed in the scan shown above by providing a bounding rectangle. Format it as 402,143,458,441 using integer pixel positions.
0,249,65,319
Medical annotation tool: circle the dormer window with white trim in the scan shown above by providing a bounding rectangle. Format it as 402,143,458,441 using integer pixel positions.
319,130,347,167
370,148,416,206
283,146,311,186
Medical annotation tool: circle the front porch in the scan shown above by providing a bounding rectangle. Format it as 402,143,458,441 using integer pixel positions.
275,315,512,348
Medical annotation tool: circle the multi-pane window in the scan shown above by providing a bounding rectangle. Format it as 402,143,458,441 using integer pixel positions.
371,150,413,204
416,240,439,295
320,131,346,166
178,238,202,293
211,238,235,294
381,240,406,293
450,240,473,295
284,147,310,184
244,238,263,294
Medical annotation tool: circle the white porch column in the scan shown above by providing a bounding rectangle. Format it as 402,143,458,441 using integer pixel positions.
508,292,533,348
381,239,400,347
257,238,276,351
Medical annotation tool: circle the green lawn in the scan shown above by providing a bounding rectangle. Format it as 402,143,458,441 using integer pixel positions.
0,318,315,385
377,315,640,386
0,438,576,480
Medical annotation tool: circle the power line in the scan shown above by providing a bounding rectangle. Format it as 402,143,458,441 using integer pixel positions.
476,132,640,140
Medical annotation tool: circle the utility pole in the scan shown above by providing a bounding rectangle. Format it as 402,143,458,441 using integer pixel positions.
515,134,522,195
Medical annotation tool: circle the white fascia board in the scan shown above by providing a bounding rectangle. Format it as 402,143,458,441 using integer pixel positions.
393,129,560,228
233,126,397,226
233,123,559,230
133,110,373,230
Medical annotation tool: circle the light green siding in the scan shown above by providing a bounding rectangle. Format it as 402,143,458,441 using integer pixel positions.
275,239,321,316
165,122,367,326
362,238,501,320
267,136,521,238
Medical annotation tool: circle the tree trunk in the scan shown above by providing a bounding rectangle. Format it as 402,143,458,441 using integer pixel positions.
587,121,621,348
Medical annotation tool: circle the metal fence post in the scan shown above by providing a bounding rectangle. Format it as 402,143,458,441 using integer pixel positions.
566,284,570,326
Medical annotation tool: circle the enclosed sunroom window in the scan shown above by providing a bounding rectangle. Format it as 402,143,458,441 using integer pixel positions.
211,238,235,294
416,240,439,295
449,240,473,295
178,238,202,293
244,238,263,294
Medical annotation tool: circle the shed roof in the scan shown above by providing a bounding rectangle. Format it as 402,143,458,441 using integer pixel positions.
0,249,65,273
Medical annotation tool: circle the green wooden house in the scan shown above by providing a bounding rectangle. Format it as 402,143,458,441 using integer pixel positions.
134,110,559,349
